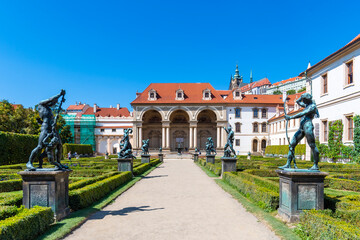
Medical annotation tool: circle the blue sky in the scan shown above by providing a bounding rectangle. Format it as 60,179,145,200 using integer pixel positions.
0,0,359,110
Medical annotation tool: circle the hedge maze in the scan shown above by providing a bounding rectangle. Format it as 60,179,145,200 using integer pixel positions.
0,156,161,240
198,156,360,239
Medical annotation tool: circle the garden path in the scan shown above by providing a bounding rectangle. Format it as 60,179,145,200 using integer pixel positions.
65,159,279,240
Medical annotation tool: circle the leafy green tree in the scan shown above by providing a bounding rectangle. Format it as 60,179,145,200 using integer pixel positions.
0,100,15,132
286,89,296,95
57,115,72,143
328,120,343,158
298,87,306,93
273,90,282,95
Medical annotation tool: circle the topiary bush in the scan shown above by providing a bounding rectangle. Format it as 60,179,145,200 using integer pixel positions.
265,144,305,155
63,143,93,158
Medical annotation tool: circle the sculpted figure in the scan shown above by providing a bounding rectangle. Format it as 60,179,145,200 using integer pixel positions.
27,90,68,171
118,128,135,159
205,137,216,155
159,147,162,153
141,139,150,155
223,126,236,157
279,93,320,170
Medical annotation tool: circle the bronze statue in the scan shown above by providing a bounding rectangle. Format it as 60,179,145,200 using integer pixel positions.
279,93,320,170
223,126,236,157
118,128,135,159
205,137,216,155
141,139,150,155
27,90,68,171
159,147,162,153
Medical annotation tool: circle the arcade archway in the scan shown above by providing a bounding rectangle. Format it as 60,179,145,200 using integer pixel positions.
169,110,190,152
142,110,162,150
196,110,217,150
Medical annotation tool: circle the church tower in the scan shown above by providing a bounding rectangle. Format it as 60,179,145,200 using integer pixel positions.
228,64,244,90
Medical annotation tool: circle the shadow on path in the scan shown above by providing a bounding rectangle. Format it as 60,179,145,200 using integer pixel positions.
91,206,165,220
142,175,168,179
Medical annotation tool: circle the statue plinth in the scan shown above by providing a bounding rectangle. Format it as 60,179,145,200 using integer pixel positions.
193,153,199,162
221,157,237,176
117,158,133,176
158,154,164,162
206,154,216,164
141,154,151,164
276,170,328,222
18,170,72,221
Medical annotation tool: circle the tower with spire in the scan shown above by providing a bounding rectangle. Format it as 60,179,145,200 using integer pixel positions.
229,64,246,90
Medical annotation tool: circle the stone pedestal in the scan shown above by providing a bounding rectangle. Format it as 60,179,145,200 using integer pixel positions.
193,153,199,162
117,158,133,176
18,170,72,221
141,154,151,164
221,157,237,176
276,170,328,222
206,154,215,164
158,154,164,162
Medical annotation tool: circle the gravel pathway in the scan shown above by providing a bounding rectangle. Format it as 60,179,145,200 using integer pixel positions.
65,159,279,240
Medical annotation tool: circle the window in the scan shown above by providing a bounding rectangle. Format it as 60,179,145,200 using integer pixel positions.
235,108,241,118
346,116,354,141
203,89,212,100
253,108,259,118
322,74,328,94
346,61,353,85
235,91,240,97
112,129,116,132
100,129,105,132
261,140,266,151
150,92,155,98
235,139,240,146
322,120,328,142
175,89,184,100
177,92,182,98
253,123,258,132
235,123,241,133
261,109,267,118
261,123,267,132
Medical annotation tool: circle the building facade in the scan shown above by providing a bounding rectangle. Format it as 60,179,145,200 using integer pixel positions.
266,76,306,95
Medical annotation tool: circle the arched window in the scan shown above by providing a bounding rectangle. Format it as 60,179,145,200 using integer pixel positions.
253,108,259,118
235,108,241,118
235,122,241,133
253,123,258,133
262,123,267,132
261,109,267,118
261,139,267,151
253,139,258,152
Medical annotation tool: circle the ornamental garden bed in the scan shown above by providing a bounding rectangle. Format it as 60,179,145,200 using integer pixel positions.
0,156,161,240
197,155,360,239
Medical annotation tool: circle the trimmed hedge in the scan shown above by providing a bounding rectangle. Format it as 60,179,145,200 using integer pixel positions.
236,172,279,192
0,206,20,221
244,169,278,177
0,191,23,206
0,179,22,193
0,131,38,165
223,172,279,211
69,172,119,190
204,162,221,176
297,209,360,239
69,171,132,210
0,206,54,240
325,177,360,192
265,144,305,155
133,163,150,176
63,143,93,158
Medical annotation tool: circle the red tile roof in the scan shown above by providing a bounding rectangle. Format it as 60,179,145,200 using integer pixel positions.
240,78,271,92
268,108,303,122
224,91,299,105
84,107,131,117
131,83,227,104
272,76,301,86
67,104,88,111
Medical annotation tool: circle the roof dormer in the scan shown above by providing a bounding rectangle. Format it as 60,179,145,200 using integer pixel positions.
175,89,184,100
233,88,242,100
148,89,157,101
202,88,212,100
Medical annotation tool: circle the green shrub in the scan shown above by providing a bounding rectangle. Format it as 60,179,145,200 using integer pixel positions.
0,132,38,165
328,120,343,158
69,172,132,210
265,144,305,155
244,169,278,177
297,209,360,239
0,179,22,193
0,206,21,221
325,177,360,192
236,172,279,192
69,172,119,190
133,164,150,176
204,162,221,176
0,191,23,206
0,206,54,240
223,172,279,211
63,143,93,158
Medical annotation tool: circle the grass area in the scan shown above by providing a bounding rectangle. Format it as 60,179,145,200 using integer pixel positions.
325,188,360,196
37,162,162,240
195,162,219,177
215,179,301,240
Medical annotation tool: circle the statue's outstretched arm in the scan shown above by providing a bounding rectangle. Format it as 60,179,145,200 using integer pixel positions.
39,90,65,106
296,96,306,108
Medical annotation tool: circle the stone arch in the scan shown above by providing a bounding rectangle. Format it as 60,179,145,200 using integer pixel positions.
110,139,119,154
167,106,192,120
196,109,217,150
98,139,107,154
169,109,190,151
142,110,163,150
194,106,221,121
252,138,259,152
138,106,165,121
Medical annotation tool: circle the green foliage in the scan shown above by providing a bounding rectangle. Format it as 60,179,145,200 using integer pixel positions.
133,163,150,176
265,144,305,155
223,172,279,211
328,120,343,158
0,131,38,165
296,209,360,239
0,191,23,206
273,90,282,95
325,177,360,192
353,115,360,161
62,143,93,158
0,206,54,240
0,206,21,221
297,87,306,93
57,115,72,144
0,179,22,193
69,172,132,210
286,89,296,95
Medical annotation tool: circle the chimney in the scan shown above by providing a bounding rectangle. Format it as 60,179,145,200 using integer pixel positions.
110,105,113,108
93,104,97,113
117,104,120,110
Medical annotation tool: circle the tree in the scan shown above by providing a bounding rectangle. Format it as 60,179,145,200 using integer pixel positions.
273,90,282,95
286,89,296,95
57,115,72,143
298,87,306,93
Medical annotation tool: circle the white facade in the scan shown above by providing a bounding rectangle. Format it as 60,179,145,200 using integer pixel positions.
227,105,277,155
309,45,360,147
267,77,306,94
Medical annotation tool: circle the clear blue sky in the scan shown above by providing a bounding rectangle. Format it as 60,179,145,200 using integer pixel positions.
0,0,359,110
